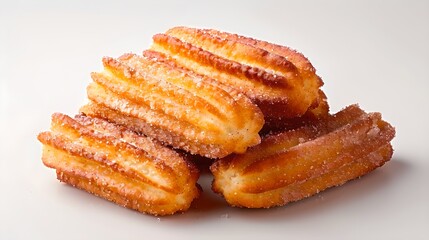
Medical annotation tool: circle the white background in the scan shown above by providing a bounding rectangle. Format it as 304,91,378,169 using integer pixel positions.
1,0,428,239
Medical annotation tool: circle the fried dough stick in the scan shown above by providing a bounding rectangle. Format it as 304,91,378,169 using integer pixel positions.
81,53,264,158
151,26,324,121
38,113,200,215
211,105,395,208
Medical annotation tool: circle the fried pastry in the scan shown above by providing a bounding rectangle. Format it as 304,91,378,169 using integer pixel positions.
37,113,200,216
211,105,395,208
150,26,324,121
37,26,396,216
81,52,264,158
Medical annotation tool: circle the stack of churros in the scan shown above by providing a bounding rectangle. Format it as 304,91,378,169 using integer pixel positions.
38,26,395,215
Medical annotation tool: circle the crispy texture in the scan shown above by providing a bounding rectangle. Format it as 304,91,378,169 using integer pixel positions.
261,89,329,135
81,53,264,158
37,27,396,215
211,105,395,208
151,26,323,120
37,113,200,216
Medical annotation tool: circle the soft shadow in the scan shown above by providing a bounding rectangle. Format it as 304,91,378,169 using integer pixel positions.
158,174,229,222
62,157,409,223
153,157,411,223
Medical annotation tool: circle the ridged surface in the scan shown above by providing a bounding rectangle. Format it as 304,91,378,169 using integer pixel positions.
151,26,324,120
211,105,395,208
81,52,264,158
37,113,200,216
261,89,330,135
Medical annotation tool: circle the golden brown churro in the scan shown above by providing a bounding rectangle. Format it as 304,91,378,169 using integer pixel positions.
38,113,200,215
151,26,324,122
81,52,264,158
211,105,395,208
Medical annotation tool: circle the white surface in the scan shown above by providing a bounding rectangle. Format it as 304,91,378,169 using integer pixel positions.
1,0,428,239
